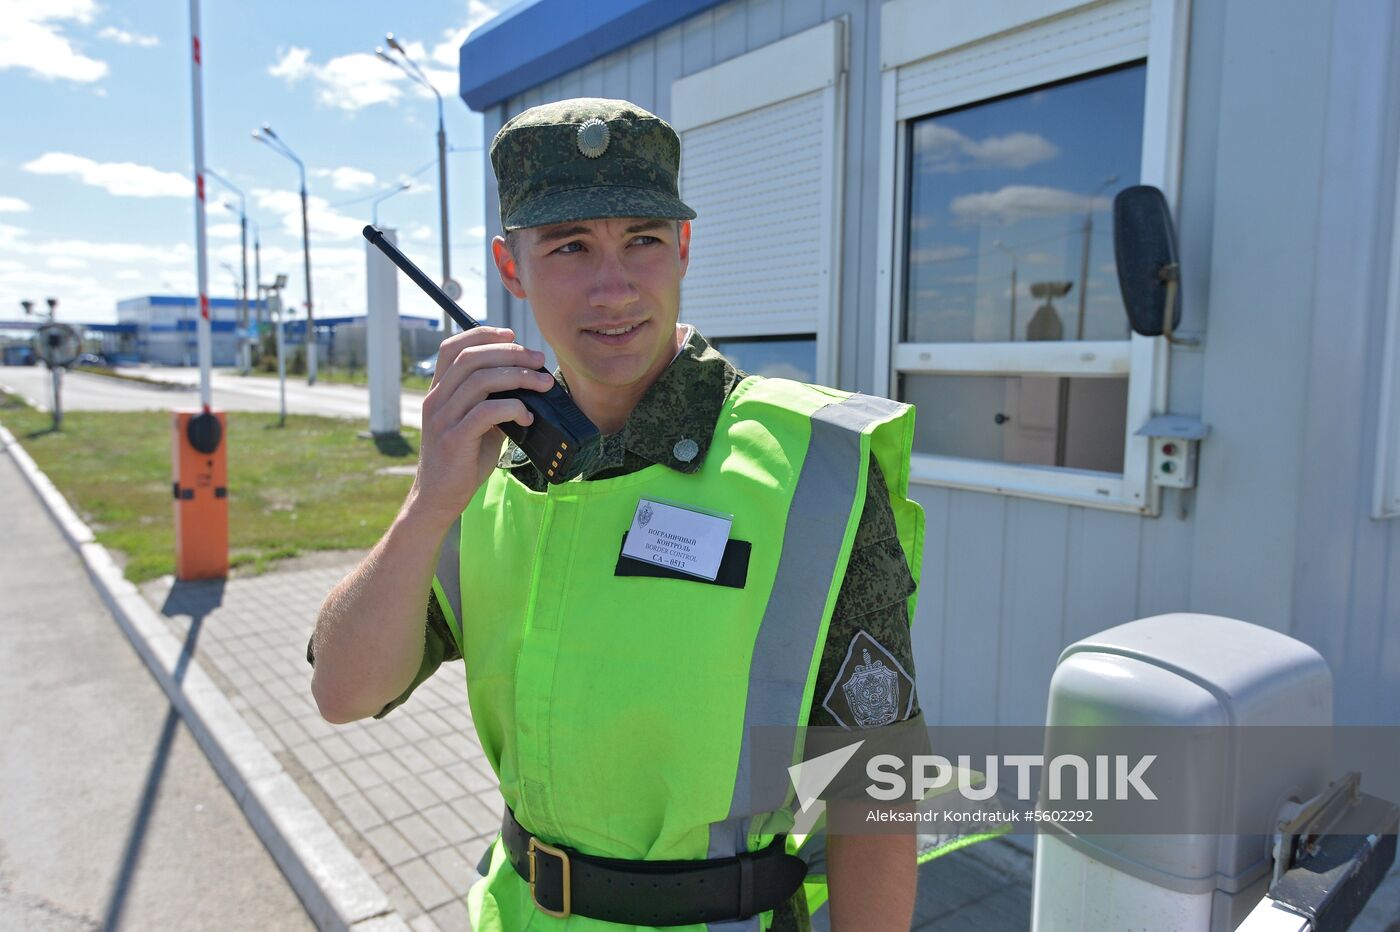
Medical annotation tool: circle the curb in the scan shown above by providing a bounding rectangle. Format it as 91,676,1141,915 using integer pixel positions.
0,422,407,932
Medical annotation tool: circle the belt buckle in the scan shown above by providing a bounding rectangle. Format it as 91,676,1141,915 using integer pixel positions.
527,836,571,919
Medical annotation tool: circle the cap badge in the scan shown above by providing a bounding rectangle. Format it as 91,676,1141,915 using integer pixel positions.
576,118,611,158
672,438,699,463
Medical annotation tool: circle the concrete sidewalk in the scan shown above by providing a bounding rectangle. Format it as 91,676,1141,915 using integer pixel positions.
0,435,314,931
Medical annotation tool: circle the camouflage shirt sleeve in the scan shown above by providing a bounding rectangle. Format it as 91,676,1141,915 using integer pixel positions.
369,591,461,719
806,455,923,730
303,573,461,720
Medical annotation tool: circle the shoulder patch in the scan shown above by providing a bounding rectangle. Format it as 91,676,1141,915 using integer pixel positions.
821,629,916,730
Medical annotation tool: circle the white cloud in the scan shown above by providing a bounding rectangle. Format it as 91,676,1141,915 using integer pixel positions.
254,187,364,241
430,0,501,65
267,2,506,113
0,0,108,83
0,225,197,323
962,132,1058,170
269,46,404,111
0,196,31,213
909,244,971,264
950,186,1111,225
22,152,192,198
407,223,433,241
268,46,312,81
98,26,158,47
420,67,458,99
37,238,192,264
314,166,377,192
915,125,1058,173
207,223,242,239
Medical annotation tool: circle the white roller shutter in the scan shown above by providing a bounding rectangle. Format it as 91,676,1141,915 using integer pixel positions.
670,20,846,379
892,0,1150,120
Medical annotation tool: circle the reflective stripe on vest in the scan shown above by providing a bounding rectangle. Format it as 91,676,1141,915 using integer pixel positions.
702,393,914,932
431,515,463,644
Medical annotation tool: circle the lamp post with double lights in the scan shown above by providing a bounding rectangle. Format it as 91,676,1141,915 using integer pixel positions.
377,34,461,331
206,169,250,373
252,124,318,385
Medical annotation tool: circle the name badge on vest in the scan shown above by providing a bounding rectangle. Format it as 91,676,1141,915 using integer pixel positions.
620,498,732,582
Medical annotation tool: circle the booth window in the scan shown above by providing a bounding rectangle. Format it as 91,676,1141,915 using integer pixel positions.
898,63,1145,474
875,0,1188,511
713,335,817,383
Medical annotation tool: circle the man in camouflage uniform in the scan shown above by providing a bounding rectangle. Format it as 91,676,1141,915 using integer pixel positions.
310,98,922,930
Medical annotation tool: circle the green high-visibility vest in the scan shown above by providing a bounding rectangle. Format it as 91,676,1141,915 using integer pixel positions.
432,376,925,930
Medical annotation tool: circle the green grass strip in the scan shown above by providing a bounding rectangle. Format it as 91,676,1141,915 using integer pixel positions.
0,391,418,582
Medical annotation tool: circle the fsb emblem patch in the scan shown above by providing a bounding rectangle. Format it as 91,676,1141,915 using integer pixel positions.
821,629,916,729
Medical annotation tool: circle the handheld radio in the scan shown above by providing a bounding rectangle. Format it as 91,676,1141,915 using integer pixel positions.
363,225,600,483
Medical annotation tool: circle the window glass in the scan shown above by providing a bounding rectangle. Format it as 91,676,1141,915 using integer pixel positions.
711,335,817,383
900,373,1128,473
902,63,1147,344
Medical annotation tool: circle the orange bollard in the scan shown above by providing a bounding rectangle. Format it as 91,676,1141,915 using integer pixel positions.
172,409,229,580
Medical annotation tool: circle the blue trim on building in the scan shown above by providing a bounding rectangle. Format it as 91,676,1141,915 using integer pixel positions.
150,320,239,333
459,0,728,111
117,295,243,309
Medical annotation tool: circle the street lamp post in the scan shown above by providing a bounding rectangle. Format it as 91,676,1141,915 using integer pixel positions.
253,124,317,385
207,169,250,374
1075,174,1120,342
221,260,242,318
378,34,458,332
993,239,1019,342
252,219,263,353
261,272,289,426
371,182,412,227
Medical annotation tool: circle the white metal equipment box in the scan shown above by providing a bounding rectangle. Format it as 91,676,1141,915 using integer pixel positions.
1032,613,1333,932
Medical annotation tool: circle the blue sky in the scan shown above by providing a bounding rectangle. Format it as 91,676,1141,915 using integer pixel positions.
0,0,517,325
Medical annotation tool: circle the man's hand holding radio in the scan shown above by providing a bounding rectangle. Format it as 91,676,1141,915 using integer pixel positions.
410,325,554,530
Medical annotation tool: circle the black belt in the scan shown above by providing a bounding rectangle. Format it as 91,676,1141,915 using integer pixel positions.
501,806,808,925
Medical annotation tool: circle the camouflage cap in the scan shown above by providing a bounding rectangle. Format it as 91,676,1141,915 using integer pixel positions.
490,97,697,232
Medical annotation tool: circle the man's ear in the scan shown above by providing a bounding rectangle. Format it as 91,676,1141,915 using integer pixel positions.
492,235,528,299
677,220,692,279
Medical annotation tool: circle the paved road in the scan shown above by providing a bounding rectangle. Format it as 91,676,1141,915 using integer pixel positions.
0,366,425,428
0,446,315,931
